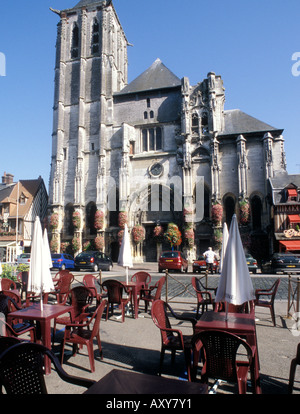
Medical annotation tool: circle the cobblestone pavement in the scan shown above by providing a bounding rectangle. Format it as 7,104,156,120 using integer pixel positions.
43,264,300,396
73,262,294,302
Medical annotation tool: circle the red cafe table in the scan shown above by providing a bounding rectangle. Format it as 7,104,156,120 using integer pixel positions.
194,311,262,394
7,303,73,375
121,281,144,319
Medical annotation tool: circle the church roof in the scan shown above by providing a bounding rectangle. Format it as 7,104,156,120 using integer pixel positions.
71,0,107,9
220,109,282,136
116,59,181,95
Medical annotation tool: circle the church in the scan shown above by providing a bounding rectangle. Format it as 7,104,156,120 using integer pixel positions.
48,0,287,263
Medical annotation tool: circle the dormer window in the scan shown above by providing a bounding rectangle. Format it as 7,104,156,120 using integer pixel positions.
287,188,298,202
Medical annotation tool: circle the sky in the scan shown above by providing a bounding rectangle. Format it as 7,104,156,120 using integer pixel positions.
0,0,300,191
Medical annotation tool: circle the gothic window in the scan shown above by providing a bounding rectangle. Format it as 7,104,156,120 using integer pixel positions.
201,114,209,134
251,196,262,230
91,19,100,55
147,98,151,108
224,196,235,227
144,112,148,120
150,111,154,119
109,188,119,227
192,113,199,135
86,202,97,236
141,127,162,152
71,23,79,59
64,204,75,236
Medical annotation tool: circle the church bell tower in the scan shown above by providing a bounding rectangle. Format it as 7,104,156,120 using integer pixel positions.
49,0,128,252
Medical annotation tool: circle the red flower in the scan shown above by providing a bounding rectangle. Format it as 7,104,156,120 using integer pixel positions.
94,210,104,230
132,226,145,244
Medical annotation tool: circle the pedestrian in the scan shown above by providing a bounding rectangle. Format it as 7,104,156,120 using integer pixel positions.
203,247,217,274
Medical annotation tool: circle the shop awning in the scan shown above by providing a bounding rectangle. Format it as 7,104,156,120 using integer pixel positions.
288,189,298,197
279,240,300,251
288,215,300,224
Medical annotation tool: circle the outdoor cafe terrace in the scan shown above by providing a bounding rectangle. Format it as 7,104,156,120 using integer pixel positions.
1,263,300,396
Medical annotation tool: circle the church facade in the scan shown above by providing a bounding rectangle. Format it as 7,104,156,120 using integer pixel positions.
48,0,287,263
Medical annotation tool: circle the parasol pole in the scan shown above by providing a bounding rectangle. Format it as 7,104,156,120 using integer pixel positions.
225,301,228,322
40,292,44,312
125,266,129,285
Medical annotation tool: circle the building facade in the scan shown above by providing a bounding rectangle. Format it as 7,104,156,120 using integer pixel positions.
0,173,48,262
48,0,288,262
269,175,300,254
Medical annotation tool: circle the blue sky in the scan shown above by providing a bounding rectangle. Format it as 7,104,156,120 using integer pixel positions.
0,0,299,190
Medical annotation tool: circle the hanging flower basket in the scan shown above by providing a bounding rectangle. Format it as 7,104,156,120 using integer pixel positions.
183,208,193,223
94,210,105,230
184,227,195,248
60,242,70,253
50,239,59,253
83,240,94,251
72,237,81,252
95,235,105,251
118,230,124,246
153,225,164,243
164,223,182,248
213,229,223,246
132,225,145,244
72,211,81,229
239,200,250,225
211,203,223,225
49,213,59,230
118,211,128,229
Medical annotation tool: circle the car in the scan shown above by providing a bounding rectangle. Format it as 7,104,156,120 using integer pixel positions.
16,253,31,265
261,253,300,274
51,253,75,270
192,255,219,274
158,251,188,273
75,251,113,272
245,254,258,274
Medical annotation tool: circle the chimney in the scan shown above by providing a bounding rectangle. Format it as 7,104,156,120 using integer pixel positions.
2,172,14,185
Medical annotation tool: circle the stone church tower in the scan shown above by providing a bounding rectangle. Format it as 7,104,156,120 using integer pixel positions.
48,0,287,263
49,0,128,255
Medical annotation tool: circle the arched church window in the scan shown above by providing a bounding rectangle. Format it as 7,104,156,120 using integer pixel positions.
201,114,209,134
71,23,79,58
64,204,75,236
192,113,199,135
86,202,97,235
91,19,100,55
251,195,262,230
224,196,235,227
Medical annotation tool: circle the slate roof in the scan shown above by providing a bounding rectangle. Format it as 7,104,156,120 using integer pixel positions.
71,0,106,9
116,59,181,96
220,109,282,136
269,174,300,204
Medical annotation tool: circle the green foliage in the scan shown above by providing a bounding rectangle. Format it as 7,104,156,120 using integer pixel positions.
1,264,17,281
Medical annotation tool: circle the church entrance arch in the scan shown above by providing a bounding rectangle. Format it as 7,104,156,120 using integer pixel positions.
128,183,180,262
